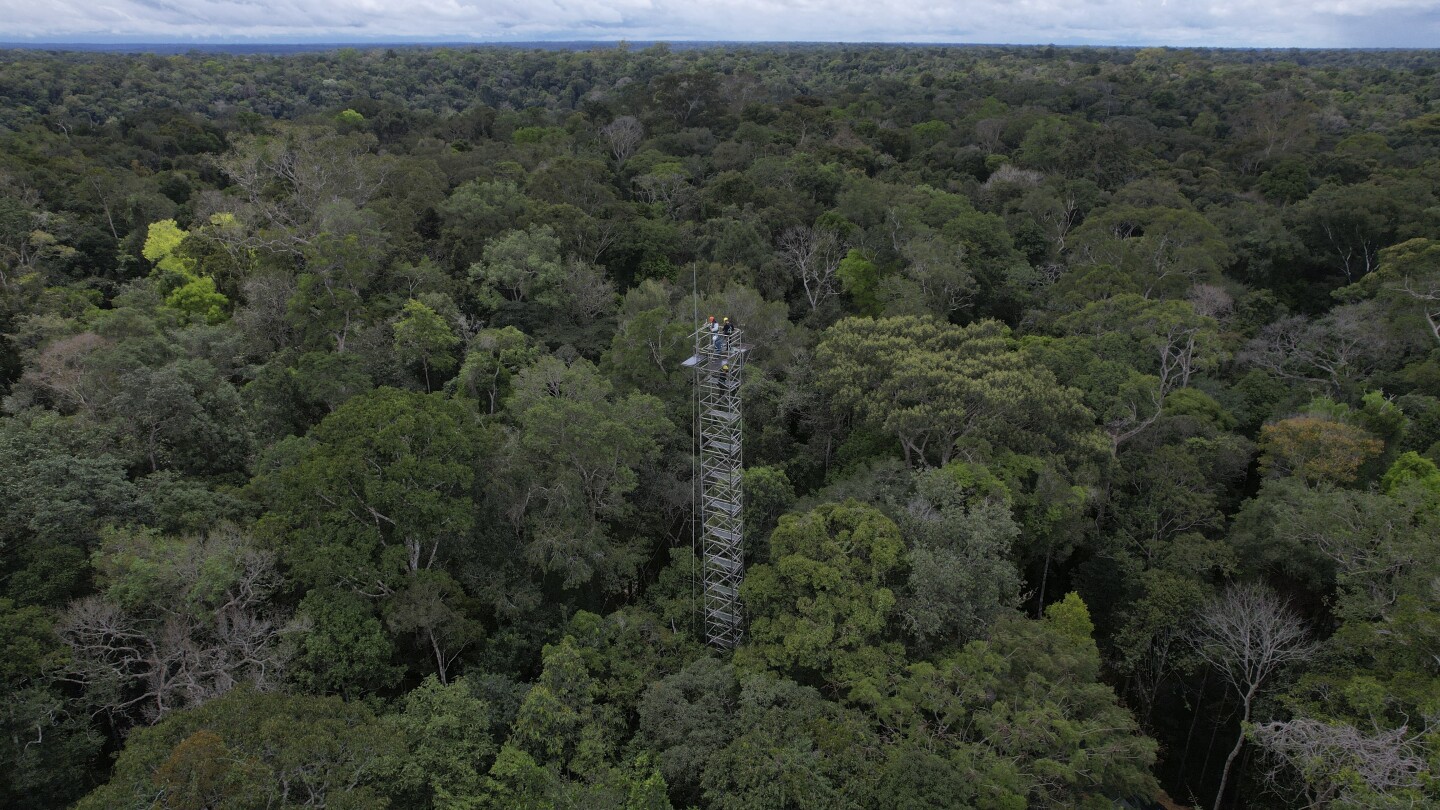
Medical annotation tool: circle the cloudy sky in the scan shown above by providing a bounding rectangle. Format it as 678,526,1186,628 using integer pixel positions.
2,0,1438,47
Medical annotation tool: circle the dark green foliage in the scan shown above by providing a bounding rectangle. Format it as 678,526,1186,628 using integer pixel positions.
0,42,1435,810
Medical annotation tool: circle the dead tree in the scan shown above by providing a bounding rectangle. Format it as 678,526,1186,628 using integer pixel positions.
600,116,645,166
1251,717,1429,807
1189,582,1317,810
777,225,845,314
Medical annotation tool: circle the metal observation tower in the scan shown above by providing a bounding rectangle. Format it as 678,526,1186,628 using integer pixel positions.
682,324,748,649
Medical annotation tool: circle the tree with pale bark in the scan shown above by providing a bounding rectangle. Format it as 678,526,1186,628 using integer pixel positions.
1189,582,1317,810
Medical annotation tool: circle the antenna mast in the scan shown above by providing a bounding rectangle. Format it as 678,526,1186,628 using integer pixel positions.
683,322,747,649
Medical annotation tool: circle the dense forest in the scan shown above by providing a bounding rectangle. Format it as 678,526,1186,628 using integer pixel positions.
1,42,1438,809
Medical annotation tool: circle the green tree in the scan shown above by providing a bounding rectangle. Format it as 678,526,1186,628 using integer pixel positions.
255,387,481,591
385,674,498,807
1346,238,1440,347
253,387,485,682
448,326,539,414
1069,205,1230,298
292,587,402,698
76,688,405,810
470,225,563,305
0,409,138,606
816,316,1100,467
494,357,669,594
393,298,460,391
740,500,906,704
898,463,1022,650
0,598,101,810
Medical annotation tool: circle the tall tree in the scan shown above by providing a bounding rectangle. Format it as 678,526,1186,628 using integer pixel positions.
1189,583,1316,810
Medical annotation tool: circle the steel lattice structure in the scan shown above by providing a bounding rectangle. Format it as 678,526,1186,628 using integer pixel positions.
683,325,747,649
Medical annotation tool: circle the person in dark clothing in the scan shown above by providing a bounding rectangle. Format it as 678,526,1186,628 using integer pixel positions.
718,316,734,352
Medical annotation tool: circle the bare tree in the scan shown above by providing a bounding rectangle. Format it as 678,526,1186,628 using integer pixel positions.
1251,717,1430,807
13,331,109,412
1190,583,1317,810
1187,283,1235,322
212,126,388,255
600,115,645,166
777,225,846,313
57,525,288,727
632,168,695,220
545,258,617,321
975,118,1006,153
1239,302,1389,396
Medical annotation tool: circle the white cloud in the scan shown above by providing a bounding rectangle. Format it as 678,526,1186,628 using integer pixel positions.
0,0,1437,46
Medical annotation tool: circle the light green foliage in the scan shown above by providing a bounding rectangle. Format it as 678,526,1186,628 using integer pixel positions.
165,275,228,325
1381,450,1440,498
76,688,405,810
142,219,230,324
816,315,1099,467
1045,591,1096,643
740,500,906,703
141,219,191,274
836,248,881,315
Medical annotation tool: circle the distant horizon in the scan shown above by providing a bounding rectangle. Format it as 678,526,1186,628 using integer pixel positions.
4,0,1439,50
2,39,1436,54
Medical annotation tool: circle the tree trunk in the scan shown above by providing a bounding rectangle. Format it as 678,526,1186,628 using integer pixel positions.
1036,546,1051,619
1214,688,1255,810
1179,668,1208,793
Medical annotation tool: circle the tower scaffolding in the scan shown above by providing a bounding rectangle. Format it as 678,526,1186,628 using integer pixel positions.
682,324,748,649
